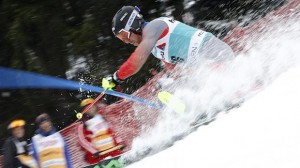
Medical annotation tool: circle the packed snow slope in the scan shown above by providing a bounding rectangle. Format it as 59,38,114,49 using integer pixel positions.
127,62,300,168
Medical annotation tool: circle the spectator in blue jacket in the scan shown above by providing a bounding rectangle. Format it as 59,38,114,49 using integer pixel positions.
30,113,72,168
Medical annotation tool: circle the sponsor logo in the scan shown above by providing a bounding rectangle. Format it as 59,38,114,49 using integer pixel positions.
127,13,137,27
120,13,128,21
198,31,204,37
191,45,198,57
168,18,175,23
156,43,166,60
171,56,184,63
160,50,165,60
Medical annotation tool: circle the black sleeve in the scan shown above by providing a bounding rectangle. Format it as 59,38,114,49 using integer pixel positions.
3,138,17,168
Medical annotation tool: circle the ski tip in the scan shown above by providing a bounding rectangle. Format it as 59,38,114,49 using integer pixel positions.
157,91,186,114
157,91,172,104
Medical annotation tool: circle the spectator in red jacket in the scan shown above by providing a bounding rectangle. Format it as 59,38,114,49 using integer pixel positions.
77,98,125,164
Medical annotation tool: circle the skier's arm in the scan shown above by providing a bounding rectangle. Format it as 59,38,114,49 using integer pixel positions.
116,20,167,80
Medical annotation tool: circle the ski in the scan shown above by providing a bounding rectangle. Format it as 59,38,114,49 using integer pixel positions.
157,91,186,114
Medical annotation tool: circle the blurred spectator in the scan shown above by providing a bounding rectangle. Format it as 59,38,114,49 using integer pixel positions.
78,98,125,164
30,113,72,168
3,119,38,168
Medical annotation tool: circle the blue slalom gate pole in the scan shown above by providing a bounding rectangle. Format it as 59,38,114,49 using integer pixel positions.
0,66,163,110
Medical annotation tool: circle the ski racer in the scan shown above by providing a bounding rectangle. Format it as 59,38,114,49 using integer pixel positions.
30,113,73,168
3,119,38,168
77,98,125,164
102,5,235,89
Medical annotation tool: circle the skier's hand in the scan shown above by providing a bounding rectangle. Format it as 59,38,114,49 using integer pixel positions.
102,71,124,90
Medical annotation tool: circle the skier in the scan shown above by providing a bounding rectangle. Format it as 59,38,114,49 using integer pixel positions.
3,119,38,168
102,5,234,89
30,113,73,168
77,98,125,164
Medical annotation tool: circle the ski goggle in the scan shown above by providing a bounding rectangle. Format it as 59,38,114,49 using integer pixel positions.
115,7,140,37
117,29,131,39
8,120,25,129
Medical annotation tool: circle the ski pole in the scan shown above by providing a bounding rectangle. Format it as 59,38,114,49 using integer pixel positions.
76,89,107,119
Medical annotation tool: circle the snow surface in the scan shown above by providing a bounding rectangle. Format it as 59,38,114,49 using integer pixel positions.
127,62,300,168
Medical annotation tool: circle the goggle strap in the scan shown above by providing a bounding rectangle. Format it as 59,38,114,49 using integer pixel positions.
124,9,139,31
